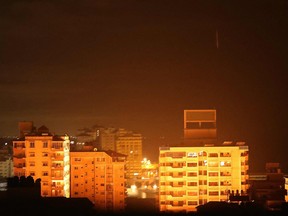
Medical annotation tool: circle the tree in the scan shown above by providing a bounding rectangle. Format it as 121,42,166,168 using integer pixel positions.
26,176,34,187
19,176,26,187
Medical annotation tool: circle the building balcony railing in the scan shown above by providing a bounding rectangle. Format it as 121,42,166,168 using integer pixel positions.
51,176,63,180
51,185,63,189
13,146,25,149
170,194,185,197
51,165,63,169
220,183,231,186
51,156,64,161
14,165,26,168
168,184,185,188
13,154,26,158
219,153,231,157
51,147,64,151
166,203,186,207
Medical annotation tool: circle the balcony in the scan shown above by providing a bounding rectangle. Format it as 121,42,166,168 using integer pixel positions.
51,147,63,151
13,154,26,158
170,193,185,197
14,146,25,149
169,184,185,188
220,153,231,157
14,164,26,168
51,155,64,161
51,176,63,180
51,165,63,169
51,185,63,189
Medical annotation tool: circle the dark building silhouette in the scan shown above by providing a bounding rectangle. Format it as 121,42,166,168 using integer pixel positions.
248,163,287,211
0,176,95,216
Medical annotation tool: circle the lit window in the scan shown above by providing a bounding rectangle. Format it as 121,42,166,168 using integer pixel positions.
187,152,197,157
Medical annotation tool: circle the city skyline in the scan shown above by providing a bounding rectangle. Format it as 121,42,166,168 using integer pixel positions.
1,1,288,173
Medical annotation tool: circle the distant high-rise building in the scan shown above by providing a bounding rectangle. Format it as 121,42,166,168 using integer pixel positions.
70,151,126,213
75,126,142,184
159,142,249,213
183,109,217,146
116,128,142,182
13,125,70,197
100,127,117,151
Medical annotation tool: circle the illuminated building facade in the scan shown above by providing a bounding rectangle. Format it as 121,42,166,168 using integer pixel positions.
159,142,249,213
115,128,142,182
184,109,217,146
0,146,13,178
70,151,126,213
13,125,70,197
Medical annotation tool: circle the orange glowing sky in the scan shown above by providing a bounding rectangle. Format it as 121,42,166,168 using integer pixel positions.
1,0,288,172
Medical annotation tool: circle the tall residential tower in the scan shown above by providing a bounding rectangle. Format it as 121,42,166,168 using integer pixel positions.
159,109,249,213
70,151,126,212
13,125,70,197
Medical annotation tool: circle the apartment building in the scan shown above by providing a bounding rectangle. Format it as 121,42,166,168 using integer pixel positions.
70,151,126,213
159,142,249,213
0,146,13,178
0,157,13,178
13,125,70,197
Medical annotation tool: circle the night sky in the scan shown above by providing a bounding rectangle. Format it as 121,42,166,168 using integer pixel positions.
1,0,288,172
